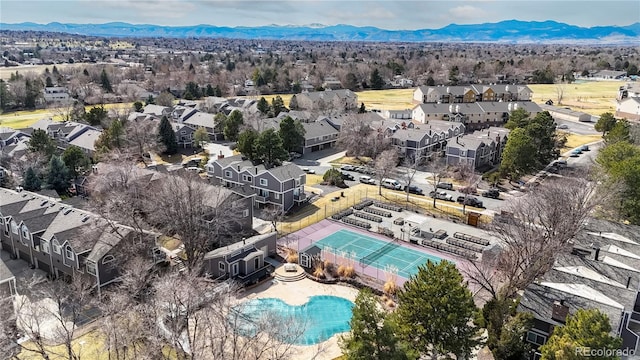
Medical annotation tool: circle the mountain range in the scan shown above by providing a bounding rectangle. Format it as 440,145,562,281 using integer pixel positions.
1,20,639,44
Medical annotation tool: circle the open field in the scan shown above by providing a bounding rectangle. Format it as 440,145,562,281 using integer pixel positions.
0,63,94,80
0,102,135,129
529,81,621,117
560,132,603,152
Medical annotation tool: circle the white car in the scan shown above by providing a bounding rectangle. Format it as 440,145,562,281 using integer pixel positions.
302,168,316,174
340,165,355,171
359,175,376,185
557,124,569,129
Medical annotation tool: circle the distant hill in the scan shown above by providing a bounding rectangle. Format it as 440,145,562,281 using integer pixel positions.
1,20,638,44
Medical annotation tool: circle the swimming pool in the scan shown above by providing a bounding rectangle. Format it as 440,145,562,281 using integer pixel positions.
233,295,354,345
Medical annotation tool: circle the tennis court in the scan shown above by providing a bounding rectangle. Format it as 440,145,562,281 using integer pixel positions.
313,229,446,279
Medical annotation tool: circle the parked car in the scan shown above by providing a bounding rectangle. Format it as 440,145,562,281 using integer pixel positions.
186,167,204,173
557,124,569,129
340,165,355,171
580,145,590,151
302,168,316,174
436,182,454,190
290,152,302,159
482,189,500,199
354,166,366,173
405,185,424,195
341,172,355,181
553,159,568,168
429,190,454,201
381,178,402,190
456,196,484,208
182,157,203,168
570,150,581,157
359,175,376,185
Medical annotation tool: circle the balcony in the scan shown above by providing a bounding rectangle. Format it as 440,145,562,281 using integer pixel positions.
256,195,268,203
294,193,307,202
237,266,273,285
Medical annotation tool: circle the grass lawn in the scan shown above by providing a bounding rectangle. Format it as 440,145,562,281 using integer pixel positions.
329,156,373,166
1,102,135,129
561,133,603,152
158,235,183,251
529,81,621,117
306,174,324,185
17,330,107,360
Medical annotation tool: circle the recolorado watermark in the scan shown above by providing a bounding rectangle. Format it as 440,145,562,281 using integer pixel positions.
575,347,635,357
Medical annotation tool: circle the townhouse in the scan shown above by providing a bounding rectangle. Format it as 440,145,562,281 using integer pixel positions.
0,127,31,149
31,119,103,157
413,84,533,104
262,113,340,155
43,86,70,103
518,219,640,360
0,187,130,290
171,122,195,148
183,112,221,140
204,232,277,285
445,127,510,170
389,120,466,159
206,155,306,214
412,101,541,130
295,89,358,111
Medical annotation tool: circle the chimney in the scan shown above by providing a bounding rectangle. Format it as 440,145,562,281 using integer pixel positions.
594,247,601,261
237,165,240,171
255,167,258,175
551,300,569,323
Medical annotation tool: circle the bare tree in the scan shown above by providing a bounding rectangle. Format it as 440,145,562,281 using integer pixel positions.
489,176,603,299
124,119,157,162
374,149,399,195
454,163,482,214
425,157,447,208
336,115,372,159
400,154,422,201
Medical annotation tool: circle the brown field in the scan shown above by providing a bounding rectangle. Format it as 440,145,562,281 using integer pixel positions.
259,88,415,112
529,80,621,117
0,63,93,80
0,102,134,129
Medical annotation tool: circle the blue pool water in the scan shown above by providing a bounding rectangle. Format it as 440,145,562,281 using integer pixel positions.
233,295,354,345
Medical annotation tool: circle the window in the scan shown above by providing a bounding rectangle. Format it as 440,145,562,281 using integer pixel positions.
295,178,301,186
11,221,18,235
41,239,50,254
65,245,74,260
219,262,226,272
243,209,250,218
254,257,260,270
102,255,115,264
225,170,232,178
242,174,252,182
52,239,61,254
21,227,29,240
0,218,3,225
526,331,546,346
181,130,186,135
87,261,96,275
273,193,280,200
232,263,239,276
259,178,268,186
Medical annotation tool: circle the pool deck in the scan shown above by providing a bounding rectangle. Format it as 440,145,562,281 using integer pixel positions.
242,277,359,360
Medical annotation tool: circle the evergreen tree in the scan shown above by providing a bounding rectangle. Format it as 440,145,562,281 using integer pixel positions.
85,106,108,126
108,119,125,148
278,116,305,153
100,68,112,93
254,129,288,166
45,76,54,88
28,129,56,157
0,80,13,111
237,128,259,161
223,110,244,142
595,112,617,136
340,288,414,360
24,78,41,109
370,69,384,90
271,96,286,116
205,84,215,97
184,82,201,100
540,309,621,360
504,108,530,130
526,111,561,166
133,101,144,112
499,128,537,180
47,155,71,194
22,167,42,192
83,68,89,77
62,145,91,179
394,261,480,359
257,97,270,115
145,95,155,105
604,119,631,144
214,85,222,97
289,94,299,110
157,115,178,155
359,102,366,113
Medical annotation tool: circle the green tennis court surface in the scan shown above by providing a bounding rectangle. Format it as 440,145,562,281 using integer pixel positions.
314,229,446,279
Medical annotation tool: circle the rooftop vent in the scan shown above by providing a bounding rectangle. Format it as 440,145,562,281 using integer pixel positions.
63,208,73,215
40,200,48,207
81,216,90,223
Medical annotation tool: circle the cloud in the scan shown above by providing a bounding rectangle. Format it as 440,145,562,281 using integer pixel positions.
95,0,197,22
448,5,487,20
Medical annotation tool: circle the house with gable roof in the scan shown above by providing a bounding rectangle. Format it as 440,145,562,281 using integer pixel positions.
517,219,640,359
445,127,510,170
295,89,358,111
206,155,306,214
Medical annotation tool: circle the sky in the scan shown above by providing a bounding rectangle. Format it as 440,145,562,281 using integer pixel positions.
0,0,638,30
